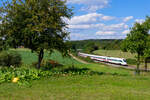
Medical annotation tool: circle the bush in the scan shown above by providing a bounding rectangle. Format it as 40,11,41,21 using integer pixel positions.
0,51,22,67
0,66,103,86
78,56,93,63
126,58,137,65
32,59,63,70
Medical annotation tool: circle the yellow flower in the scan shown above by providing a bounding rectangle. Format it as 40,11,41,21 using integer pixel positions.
12,77,19,83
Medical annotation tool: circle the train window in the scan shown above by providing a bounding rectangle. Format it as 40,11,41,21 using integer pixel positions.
119,60,122,62
123,59,126,62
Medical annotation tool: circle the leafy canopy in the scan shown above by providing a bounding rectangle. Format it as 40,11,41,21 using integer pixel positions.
0,0,73,55
123,22,149,56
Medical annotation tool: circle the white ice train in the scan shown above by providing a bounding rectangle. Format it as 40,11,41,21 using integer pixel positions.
78,52,127,66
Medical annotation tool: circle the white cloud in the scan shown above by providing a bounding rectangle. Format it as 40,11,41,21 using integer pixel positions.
122,30,130,34
135,19,145,24
96,31,116,35
101,16,115,21
70,33,97,40
69,23,128,32
68,13,102,25
67,0,109,12
100,23,128,31
68,13,115,25
69,24,91,29
123,16,133,22
69,23,105,29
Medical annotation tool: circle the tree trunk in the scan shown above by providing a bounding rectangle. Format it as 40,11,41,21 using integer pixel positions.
144,58,148,72
136,54,140,75
37,49,44,69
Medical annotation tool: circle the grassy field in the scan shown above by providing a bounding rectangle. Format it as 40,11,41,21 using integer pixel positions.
1,48,150,100
93,50,150,68
11,49,132,76
93,50,136,59
1,75,150,100
11,48,80,65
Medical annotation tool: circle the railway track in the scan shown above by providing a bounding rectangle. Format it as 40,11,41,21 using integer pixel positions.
70,54,150,72
95,60,150,72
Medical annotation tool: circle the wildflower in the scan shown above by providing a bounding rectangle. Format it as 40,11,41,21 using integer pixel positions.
12,77,19,83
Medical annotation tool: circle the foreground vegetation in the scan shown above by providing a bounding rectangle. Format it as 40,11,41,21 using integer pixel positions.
1,49,150,99
1,75,150,100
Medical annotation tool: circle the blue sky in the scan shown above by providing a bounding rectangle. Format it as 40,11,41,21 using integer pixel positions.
67,0,150,40
1,0,150,40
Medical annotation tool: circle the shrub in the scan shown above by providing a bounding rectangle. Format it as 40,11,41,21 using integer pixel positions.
32,59,63,70
126,58,137,65
0,66,104,86
0,51,22,67
78,56,93,63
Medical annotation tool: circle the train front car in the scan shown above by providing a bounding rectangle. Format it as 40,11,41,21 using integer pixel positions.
121,59,128,66
107,57,128,66
78,52,128,66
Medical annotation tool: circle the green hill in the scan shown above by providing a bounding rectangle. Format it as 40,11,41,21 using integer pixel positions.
1,48,150,100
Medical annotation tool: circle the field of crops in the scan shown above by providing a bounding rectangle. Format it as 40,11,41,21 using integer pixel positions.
1,49,150,100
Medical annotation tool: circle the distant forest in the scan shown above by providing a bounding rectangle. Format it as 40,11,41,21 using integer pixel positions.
70,39,123,53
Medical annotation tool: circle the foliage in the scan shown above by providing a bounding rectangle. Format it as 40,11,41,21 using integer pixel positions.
126,58,137,65
121,39,128,52
0,51,22,67
78,56,94,63
142,17,150,71
32,59,63,70
70,39,122,52
0,66,106,87
121,22,149,74
84,42,99,53
0,0,73,68
0,38,8,51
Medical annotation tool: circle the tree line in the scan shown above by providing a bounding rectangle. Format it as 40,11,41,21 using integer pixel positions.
70,39,122,53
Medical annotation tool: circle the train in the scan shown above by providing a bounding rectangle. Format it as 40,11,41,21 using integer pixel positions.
78,52,128,66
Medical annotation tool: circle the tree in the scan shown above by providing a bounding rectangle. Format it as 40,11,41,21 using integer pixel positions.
84,42,99,53
0,0,73,68
142,17,150,71
121,39,128,52
122,22,149,74
143,36,150,71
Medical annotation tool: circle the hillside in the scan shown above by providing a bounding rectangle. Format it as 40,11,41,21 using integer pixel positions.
1,49,150,100
70,39,123,51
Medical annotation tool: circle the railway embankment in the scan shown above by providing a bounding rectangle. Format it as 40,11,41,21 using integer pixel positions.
70,54,150,72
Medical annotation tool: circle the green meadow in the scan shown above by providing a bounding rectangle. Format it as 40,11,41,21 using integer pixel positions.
1,75,150,100
0,49,150,100
93,50,150,68
93,50,136,59
11,48,79,65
